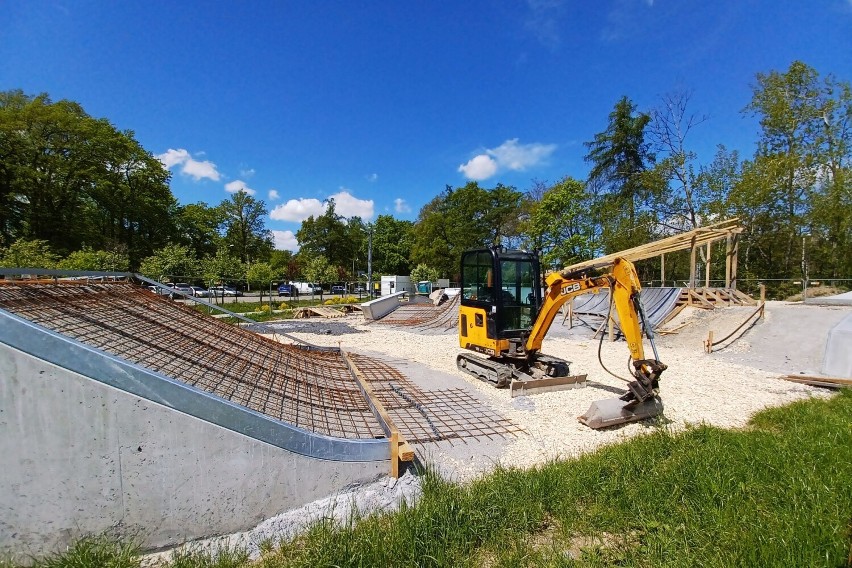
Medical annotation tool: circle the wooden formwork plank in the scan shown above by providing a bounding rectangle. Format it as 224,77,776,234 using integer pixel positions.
342,351,415,478
779,375,852,389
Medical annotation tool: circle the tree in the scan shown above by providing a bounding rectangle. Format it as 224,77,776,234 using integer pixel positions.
246,262,275,305
201,249,245,289
646,89,710,231
739,61,852,280
58,247,130,272
0,90,177,267
410,182,525,277
295,199,363,273
138,245,200,282
303,256,337,297
0,239,58,269
219,191,273,264
410,263,440,284
584,96,656,252
369,215,413,276
176,202,224,260
522,177,595,270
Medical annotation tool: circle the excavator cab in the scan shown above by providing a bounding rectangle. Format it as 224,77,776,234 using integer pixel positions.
459,247,541,342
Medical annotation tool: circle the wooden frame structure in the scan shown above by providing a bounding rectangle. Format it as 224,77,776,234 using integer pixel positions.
562,218,744,290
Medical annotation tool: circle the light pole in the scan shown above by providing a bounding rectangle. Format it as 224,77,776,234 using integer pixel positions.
367,225,373,298
801,230,810,300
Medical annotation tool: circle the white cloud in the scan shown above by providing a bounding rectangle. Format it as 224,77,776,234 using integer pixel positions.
394,198,412,214
458,138,557,181
156,148,221,182
270,198,326,222
268,189,280,201
224,180,256,196
271,230,299,252
240,168,256,178
330,190,374,219
458,154,498,180
269,190,374,222
366,173,379,182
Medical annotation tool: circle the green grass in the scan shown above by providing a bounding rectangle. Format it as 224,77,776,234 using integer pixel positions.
6,391,851,568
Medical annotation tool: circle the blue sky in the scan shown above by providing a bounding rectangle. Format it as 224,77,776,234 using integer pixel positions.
2,1,851,251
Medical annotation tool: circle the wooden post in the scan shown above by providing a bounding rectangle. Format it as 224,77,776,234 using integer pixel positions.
705,241,712,288
608,315,615,342
730,233,739,290
705,330,714,354
689,236,698,289
759,284,766,319
390,431,399,478
725,234,732,288
660,253,666,286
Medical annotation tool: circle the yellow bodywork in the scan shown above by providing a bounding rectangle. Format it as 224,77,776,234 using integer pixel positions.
460,257,647,363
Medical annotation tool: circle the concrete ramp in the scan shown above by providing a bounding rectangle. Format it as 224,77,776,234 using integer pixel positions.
822,312,852,377
0,281,517,558
568,287,682,331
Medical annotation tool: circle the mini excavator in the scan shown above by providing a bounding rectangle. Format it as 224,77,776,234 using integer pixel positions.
456,247,666,429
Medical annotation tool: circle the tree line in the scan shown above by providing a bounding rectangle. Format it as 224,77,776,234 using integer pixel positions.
1,61,850,296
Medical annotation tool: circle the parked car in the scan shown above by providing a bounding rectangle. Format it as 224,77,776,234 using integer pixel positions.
188,285,209,298
172,283,194,296
277,283,298,297
209,286,243,297
289,282,323,294
331,285,346,294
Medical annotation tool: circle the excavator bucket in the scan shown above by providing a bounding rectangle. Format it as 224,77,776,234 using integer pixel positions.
578,396,664,429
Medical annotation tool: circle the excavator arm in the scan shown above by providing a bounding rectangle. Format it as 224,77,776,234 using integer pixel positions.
526,257,666,409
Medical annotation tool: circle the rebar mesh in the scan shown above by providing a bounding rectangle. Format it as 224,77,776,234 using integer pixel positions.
0,281,519,444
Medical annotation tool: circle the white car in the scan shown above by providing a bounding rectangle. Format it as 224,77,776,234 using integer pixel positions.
209,286,243,297
188,286,209,298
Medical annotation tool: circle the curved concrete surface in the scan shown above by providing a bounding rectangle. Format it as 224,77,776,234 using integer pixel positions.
0,340,386,558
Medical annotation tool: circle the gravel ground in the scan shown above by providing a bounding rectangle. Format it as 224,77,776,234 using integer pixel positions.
149,300,850,561
274,301,849,474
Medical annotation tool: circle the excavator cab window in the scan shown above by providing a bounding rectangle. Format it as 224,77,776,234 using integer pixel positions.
498,257,538,334
461,248,540,338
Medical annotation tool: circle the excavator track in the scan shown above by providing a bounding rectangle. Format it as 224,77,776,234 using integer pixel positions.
456,353,514,387
456,352,588,395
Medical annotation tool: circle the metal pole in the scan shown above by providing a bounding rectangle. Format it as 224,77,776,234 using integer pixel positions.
367,227,373,297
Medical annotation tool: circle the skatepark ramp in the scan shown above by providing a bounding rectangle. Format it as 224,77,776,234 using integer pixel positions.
0,279,518,557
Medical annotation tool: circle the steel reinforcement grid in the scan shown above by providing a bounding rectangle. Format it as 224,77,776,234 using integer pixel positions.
0,281,520,445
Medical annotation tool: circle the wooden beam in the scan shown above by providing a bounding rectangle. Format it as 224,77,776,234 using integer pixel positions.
660,253,666,285
342,351,415,478
561,218,743,274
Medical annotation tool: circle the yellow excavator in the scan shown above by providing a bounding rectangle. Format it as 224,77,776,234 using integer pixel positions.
456,247,666,428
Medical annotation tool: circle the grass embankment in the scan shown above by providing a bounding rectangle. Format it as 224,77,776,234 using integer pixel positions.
197,296,360,323
7,391,851,568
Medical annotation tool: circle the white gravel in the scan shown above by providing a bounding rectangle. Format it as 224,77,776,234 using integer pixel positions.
280,301,843,472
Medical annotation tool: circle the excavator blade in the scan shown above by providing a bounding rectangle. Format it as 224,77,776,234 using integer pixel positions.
510,374,587,397
578,396,664,429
